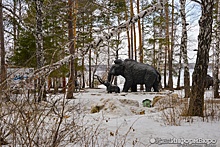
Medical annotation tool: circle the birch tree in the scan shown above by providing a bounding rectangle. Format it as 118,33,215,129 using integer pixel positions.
35,0,46,102
180,0,190,98
188,0,214,116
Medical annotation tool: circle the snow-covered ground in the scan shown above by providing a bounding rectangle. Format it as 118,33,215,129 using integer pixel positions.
64,84,220,147
2,81,220,147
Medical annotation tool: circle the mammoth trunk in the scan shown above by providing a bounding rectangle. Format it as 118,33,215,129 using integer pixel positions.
96,75,104,84
108,74,114,84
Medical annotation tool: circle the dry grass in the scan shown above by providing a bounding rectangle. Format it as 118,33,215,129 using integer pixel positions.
152,93,220,126
0,87,138,146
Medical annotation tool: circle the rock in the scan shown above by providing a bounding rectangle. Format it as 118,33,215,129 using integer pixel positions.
152,93,180,108
90,98,141,116
90,103,104,113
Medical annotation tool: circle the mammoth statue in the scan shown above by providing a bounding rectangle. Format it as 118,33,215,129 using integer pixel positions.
204,75,213,90
108,59,161,92
204,74,220,90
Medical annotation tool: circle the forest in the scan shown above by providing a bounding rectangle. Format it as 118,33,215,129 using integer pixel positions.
0,0,220,143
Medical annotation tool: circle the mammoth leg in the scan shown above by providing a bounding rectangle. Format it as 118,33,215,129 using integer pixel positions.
145,85,152,92
152,79,160,92
153,84,159,92
145,78,154,92
122,80,132,92
145,73,159,92
117,87,120,93
107,86,113,93
131,84,137,92
114,86,120,93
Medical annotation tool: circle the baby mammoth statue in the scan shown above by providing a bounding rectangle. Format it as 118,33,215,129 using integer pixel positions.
108,59,161,92
95,75,120,93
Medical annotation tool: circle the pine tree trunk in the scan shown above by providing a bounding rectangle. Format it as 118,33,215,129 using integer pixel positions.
62,77,66,93
138,0,144,90
158,5,164,75
124,0,131,59
35,0,46,102
130,0,134,59
82,58,85,89
188,0,214,116
13,0,17,50
168,0,173,90
164,1,169,88
89,28,92,88
133,24,137,61
176,50,182,89
214,0,220,98
66,0,76,99
152,20,156,67
82,20,85,89
73,0,78,87
180,0,190,98
128,0,136,60
0,0,8,101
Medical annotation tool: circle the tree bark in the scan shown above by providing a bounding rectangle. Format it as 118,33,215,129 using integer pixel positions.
164,0,169,88
158,3,164,74
35,0,46,102
168,0,173,90
0,0,8,100
176,49,182,90
66,0,76,99
138,0,144,90
13,0,17,50
89,25,92,88
73,0,78,88
130,0,134,59
188,0,214,116
180,0,190,98
214,0,220,98
124,0,131,59
133,23,137,61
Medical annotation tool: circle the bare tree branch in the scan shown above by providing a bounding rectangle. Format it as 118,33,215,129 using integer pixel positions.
191,0,201,5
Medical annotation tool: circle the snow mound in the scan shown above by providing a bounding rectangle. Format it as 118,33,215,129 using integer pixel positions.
90,98,145,116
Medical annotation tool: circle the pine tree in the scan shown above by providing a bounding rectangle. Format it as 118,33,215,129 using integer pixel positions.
164,0,169,88
137,0,144,90
129,0,134,59
168,0,174,90
124,0,131,59
66,0,76,99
